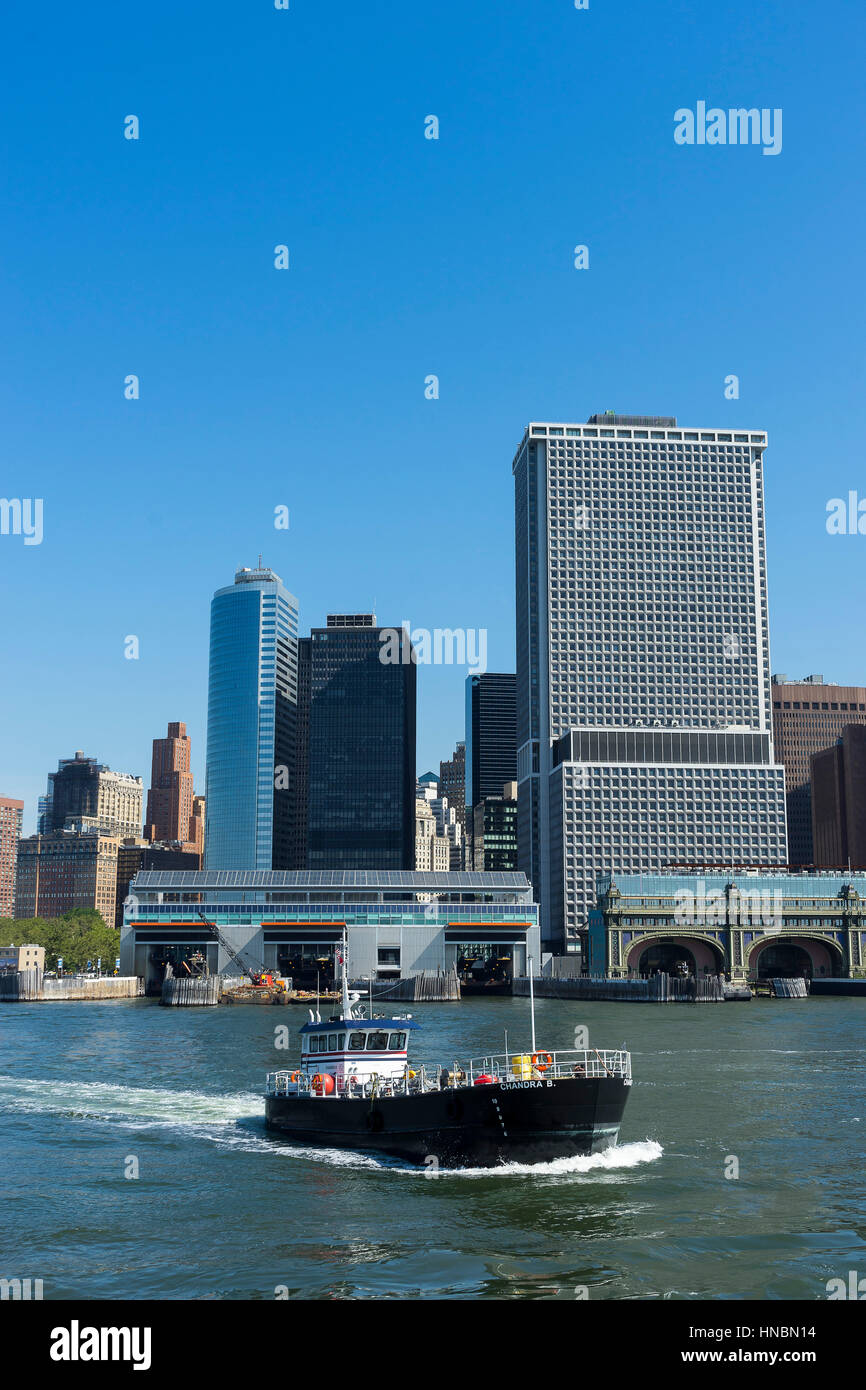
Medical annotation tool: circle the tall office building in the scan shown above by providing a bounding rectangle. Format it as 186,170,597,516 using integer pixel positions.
771,676,866,864
811,724,866,868
204,565,300,869
0,797,24,918
438,741,466,834
306,614,416,870
291,637,312,868
46,753,143,839
145,721,197,847
514,413,788,950
465,673,517,810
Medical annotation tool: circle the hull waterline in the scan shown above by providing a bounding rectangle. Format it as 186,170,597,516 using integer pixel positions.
264,1075,630,1168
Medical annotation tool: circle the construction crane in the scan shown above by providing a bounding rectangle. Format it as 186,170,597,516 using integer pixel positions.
196,910,284,990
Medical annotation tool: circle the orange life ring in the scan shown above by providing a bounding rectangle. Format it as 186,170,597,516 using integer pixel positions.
531,1051,553,1072
290,1071,302,1083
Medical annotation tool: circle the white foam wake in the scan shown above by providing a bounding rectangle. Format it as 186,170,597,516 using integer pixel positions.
0,1074,261,1128
439,1138,664,1179
0,1075,662,1179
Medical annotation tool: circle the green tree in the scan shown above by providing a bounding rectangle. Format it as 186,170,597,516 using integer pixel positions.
0,909,119,971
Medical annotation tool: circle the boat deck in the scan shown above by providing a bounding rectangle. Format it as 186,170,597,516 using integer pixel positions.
266,1048,632,1100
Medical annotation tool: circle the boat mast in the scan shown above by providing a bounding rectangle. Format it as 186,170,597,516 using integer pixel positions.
528,956,537,1054
340,928,353,1021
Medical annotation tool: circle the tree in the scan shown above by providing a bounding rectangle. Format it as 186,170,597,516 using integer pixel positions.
0,909,119,971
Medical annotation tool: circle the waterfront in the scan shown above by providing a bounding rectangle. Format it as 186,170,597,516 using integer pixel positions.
1,996,864,1300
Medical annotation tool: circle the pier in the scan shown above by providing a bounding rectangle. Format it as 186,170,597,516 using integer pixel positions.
362,968,461,1003
0,970,141,1002
160,973,221,1006
513,973,726,1003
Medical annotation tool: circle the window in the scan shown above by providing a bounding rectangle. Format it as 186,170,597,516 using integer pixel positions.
377,948,400,965
348,1032,367,1050
366,1032,389,1050
388,1032,407,1050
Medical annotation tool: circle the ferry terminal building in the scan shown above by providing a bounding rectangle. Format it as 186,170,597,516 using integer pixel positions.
590,870,866,981
121,869,540,992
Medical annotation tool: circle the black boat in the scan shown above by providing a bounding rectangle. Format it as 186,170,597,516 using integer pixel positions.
264,954,632,1168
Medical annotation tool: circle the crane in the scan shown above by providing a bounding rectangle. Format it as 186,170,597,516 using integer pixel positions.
196,910,283,990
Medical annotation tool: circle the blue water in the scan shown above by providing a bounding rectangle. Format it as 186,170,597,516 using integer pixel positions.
0,995,863,1299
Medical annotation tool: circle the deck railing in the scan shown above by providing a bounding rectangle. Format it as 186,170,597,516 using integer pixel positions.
266,1048,631,1100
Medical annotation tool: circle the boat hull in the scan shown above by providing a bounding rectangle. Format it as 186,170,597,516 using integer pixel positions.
264,1075,630,1168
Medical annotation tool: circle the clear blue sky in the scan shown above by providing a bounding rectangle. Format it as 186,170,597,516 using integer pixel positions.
2,0,864,832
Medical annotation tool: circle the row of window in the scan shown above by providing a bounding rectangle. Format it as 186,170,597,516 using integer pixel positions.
305,1030,408,1053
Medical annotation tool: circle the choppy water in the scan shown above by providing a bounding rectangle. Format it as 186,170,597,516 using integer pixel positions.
0,995,863,1299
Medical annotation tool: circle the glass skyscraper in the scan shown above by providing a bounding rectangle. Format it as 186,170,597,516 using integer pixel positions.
204,566,299,870
465,672,517,809
306,615,416,870
513,413,788,952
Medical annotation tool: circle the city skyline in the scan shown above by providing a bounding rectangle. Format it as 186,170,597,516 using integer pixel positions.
2,3,866,836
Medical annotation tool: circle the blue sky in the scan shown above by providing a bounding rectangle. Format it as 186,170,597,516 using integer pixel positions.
2,0,864,831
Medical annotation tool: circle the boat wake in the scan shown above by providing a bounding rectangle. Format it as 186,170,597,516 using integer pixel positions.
0,1074,262,1130
437,1139,664,1179
0,1074,661,1178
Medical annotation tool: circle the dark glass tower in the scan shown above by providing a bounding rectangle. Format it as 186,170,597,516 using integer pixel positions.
465,673,517,809
307,616,416,869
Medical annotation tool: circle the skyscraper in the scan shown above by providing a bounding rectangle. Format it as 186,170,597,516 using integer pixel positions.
306,614,416,870
771,676,866,864
145,721,196,847
465,674,517,810
204,565,299,869
0,796,24,918
513,413,788,951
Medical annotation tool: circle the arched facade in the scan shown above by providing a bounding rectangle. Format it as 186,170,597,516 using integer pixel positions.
747,934,844,980
625,933,725,976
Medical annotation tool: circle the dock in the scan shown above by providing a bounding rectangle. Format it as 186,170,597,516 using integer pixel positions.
513,973,725,1003
0,970,141,1002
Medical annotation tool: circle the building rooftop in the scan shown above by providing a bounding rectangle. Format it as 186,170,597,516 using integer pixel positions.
585,413,677,426
131,868,532,891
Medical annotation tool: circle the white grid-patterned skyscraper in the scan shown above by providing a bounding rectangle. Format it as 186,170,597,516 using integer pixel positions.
513,413,788,953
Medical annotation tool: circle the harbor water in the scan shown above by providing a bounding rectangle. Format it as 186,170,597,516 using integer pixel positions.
1,995,864,1300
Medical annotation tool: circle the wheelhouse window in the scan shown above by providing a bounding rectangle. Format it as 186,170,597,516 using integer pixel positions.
348,1032,367,1050
388,1032,407,1050
366,1031,389,1049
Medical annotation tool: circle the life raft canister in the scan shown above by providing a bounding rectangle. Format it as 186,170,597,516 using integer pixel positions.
311,1073,335,1095
473,1073,494,1085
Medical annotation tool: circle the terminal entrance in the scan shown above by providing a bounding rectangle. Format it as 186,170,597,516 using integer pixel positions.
755,942,814,981
144,942,215,994
637,941,696,977
456,943,514,996
276,945,337,992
